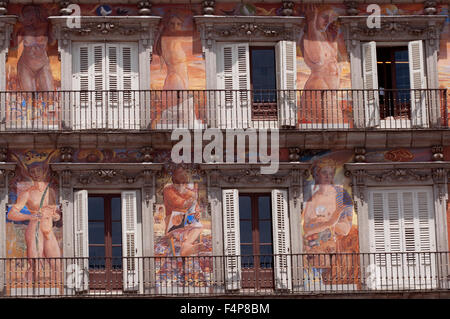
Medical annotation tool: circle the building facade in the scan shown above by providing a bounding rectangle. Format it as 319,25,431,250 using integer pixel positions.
0,0,449,297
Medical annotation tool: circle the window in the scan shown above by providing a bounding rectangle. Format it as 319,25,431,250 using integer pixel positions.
362,40,427,127
222,189,291,290
368,187,437,289
216,41,297,128
239,193,274,289
73,190,140,292
88,195,123,290
377,46,411,120
250,47,277,120
72,42,139,129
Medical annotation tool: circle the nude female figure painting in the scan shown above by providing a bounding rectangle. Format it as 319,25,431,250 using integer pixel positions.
153,12,204,128
7,150,61,285
301,157,354,283
13,5,55,92
299,5,344,126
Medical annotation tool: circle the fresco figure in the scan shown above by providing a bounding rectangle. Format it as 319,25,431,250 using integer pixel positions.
163,166,204,256
302,158,353,278
14,5,55,91
300,5,342,125
7,152,61,282
153,12,203,128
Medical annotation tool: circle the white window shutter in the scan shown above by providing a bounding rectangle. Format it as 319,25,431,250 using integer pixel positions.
121,191,139,291
276,41,297,128
222,189,241,290
408,40,428,127
73,190,89,292
120,43,139,129
217,43,250,129
271,189,291,290
72,44,92,129
362,41,380,127
369,188,437,289
106,44,119,107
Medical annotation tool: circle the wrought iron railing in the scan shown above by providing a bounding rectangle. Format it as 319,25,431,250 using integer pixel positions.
0,89,447,131
1,252,449,297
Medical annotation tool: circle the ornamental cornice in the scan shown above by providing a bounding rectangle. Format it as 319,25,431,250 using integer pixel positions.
194,15,304,49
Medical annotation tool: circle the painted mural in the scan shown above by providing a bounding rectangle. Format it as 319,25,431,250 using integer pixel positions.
365,148,432,163
150,5,206,129
153,151,212,289
300,150,360,286
6,149,62,292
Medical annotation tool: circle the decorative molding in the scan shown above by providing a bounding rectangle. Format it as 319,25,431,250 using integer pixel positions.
0,147,7,162
137,0,152,16
0,16,17,52
344,1,359,16
423,1,438,15
339,15,446,49
59,0,72,16
354,147,366,163
50,163,162,186
0,0,8,15
288,147,301,162
49,16,161,48
0,163,16,188
432,145,444,161
194,16,304,51
59,146,74,163
139,146,154,163
202,0,215,15
281,1,294,17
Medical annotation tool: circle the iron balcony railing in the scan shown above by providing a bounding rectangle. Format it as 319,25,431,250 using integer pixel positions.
1,252,449,297
0,88,447,131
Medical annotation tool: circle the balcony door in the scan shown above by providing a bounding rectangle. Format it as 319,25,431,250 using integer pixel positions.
239,193,274,289
88,194,123,290
72,42,139,130
73,190,140,292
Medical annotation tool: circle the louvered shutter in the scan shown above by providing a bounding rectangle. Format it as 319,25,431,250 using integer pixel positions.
73,190,89,291
368,188,437,289
72,44,92,129
271,189,292,290
362,41,380,127
408,40,428,127
92,44,106,128
276,41,297,128
121,191,139,291
217,43,251,129
222,189,241,290
120,44,139,129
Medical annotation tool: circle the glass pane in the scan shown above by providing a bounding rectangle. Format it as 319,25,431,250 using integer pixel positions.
88,197,104,220
259,220,273,244
111,197,121,221
239,195,252,219
259,245,273,268
395,50,411,100
111,222,122,245
258,195,271,219
89,246,105,268
251,48,277,103
240,220,253,244
88,222,105,245
112,246,123,269
240,245,254,268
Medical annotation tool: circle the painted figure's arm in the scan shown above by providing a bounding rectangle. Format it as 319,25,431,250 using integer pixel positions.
7,191,35,222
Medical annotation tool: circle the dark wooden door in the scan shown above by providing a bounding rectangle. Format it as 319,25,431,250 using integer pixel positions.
239,193,274,289
88,194,123,290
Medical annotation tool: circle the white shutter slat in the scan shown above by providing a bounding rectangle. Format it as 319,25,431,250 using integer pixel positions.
119,43,139,129
408,40,428,127
222,189,241,290
271,189,291,290
217,43,250,129
73,190,89,291
122,191,139,291
276,41,297,128
362,41,380,127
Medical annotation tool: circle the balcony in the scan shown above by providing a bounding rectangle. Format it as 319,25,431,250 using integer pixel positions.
1,252,449,297
0,89,447,132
